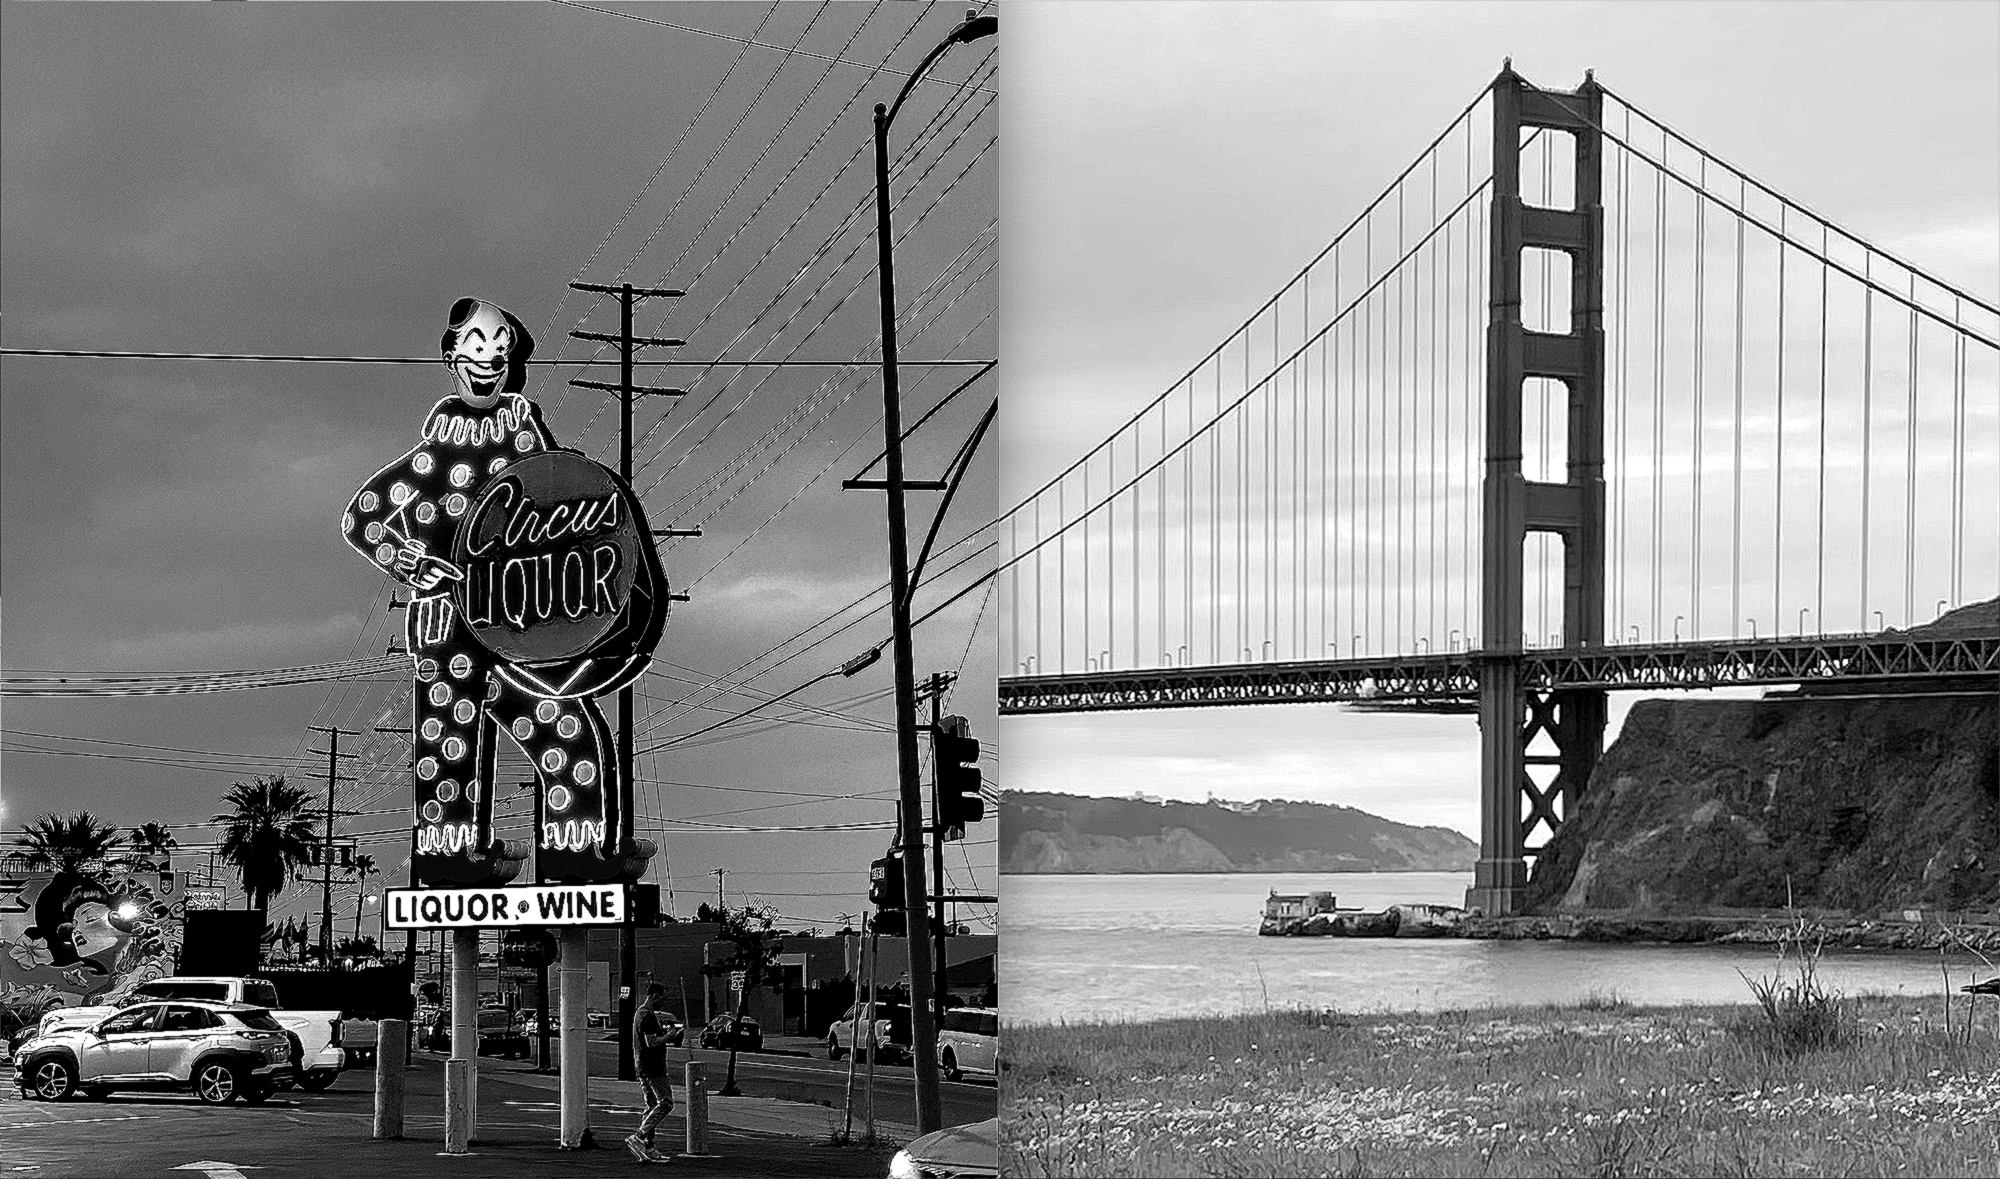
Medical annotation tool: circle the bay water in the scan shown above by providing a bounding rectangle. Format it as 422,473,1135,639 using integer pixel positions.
1002,871,1965,1024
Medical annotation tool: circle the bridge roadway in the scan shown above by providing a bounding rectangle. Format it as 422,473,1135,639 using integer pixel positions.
998,630,2000,713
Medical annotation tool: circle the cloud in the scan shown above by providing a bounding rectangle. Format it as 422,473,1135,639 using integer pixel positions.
252,74,485,199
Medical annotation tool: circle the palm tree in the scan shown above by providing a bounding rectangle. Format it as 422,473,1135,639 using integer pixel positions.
6,811,122,876
124,821,179,873
213,777,316,912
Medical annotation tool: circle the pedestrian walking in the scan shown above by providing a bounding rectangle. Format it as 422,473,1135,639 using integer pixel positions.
626,983,675,1163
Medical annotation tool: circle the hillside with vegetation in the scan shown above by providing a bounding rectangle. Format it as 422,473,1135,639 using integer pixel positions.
1001,791,1478,874
1525,600,2000,916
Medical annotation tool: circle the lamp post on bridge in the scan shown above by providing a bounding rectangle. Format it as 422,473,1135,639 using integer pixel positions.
866,6,996,1137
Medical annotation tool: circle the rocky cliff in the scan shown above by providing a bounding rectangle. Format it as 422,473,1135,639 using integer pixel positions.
1001,792,1478,874
1525,603,2000,916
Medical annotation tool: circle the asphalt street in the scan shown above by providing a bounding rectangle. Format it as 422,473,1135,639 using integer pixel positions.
3,1042,995,1179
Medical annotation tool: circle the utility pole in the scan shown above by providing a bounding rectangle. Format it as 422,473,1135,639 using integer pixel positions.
567,281,686,1089
307,725,358,968
710,868,726,916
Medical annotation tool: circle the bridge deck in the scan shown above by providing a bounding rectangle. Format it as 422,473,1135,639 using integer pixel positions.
998,631,2000,714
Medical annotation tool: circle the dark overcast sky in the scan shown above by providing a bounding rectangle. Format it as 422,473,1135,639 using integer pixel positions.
1,0,998,933
999,1,1998,837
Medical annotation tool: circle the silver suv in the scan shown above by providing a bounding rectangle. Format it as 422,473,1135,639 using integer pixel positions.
14,1000,297,1105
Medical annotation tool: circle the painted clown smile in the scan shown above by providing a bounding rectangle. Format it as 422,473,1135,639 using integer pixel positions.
455,356,505,400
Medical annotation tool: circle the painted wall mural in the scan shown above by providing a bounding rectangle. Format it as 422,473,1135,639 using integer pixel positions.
342,298,667,889
1,871,184,1018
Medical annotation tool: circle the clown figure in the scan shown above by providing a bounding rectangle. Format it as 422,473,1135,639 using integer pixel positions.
343,298,652,886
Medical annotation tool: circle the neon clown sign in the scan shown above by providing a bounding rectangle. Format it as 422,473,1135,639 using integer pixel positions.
342,298,667,887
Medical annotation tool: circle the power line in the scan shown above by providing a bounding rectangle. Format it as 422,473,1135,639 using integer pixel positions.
549,0,997,96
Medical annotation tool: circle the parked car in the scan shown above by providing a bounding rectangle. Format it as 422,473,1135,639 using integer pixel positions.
420,1007,527,1058
888,1116,997,1179
936,1006,999,1083
14,1000,298,1105
698,1014,762,1052
826,1002,911,1063
67,976,343,1091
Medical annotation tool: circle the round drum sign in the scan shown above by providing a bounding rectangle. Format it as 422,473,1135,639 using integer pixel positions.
451,449,665,669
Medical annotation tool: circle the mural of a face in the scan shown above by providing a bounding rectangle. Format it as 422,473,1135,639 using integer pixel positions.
445,301,515,409
65,901,137,972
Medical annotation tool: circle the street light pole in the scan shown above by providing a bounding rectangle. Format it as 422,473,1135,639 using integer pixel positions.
868,9,995,1136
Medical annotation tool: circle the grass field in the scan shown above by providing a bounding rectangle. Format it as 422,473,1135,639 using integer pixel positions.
1002,987,2000,1177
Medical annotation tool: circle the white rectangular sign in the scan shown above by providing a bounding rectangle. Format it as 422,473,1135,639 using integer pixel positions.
384,884,627,930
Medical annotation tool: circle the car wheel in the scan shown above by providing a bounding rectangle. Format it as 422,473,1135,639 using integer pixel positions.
194,1061,243,1105
827,1037,844,1061
30,1058,77,1101
298,1070,338,1092
942,1049,962,1083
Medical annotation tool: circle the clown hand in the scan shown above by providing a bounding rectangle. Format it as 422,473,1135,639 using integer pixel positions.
395,540,463,591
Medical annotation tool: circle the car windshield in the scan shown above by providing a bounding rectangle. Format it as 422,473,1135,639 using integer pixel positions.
242,981,281,1008
225,1009,284,1031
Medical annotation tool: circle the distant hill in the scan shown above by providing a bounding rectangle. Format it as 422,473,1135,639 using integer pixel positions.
1001,791,1478,874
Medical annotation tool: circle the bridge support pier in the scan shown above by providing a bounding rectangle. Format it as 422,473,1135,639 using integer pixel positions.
1469,66,1608,915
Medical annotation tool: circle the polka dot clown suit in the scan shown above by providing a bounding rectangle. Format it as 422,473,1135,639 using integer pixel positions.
342,298,648,888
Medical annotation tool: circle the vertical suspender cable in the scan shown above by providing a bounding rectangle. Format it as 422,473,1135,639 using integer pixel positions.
1774,206,1787,632
1816,223,1830,635
1652,157,1667,641
1950,299,1966,606
1363,221,1374,654
1430,153,1441,649
1731,177,1745,638
1860,254,1873,629
1904,273,1918,625
1691,157,1707,640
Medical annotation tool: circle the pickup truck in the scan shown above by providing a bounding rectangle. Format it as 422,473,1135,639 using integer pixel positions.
42,976,346,1091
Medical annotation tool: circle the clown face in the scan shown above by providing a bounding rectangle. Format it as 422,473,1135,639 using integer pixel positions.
447,302,515,409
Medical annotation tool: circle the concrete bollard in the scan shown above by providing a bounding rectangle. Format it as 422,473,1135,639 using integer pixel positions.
443,1058,471,1154
680,1060,717,1158
372,1018,408,1140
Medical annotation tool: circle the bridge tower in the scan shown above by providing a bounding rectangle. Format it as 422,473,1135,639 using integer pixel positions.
1468,67,1608,915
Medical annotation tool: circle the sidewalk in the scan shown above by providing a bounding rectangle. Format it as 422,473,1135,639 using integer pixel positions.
485,1060,919,1143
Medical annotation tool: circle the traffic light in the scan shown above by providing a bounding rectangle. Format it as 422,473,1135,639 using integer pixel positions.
935,715,984,837
868,853,902,910
871,909,907,938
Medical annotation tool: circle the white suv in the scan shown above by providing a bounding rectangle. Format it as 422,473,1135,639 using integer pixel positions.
937,1006,998,1082
14,1000,297,1105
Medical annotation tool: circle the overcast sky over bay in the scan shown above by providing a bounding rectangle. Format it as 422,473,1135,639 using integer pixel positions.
999,0,1998,838
2,1,997,932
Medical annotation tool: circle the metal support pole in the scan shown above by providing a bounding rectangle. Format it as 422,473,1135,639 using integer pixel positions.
449,928,478,1146
373,1018,407,1139
842,916,867,1140
863,926,879,1141
616,285,640,1082
873,98,944,1137
443,1058,471,1154
559,927,592,1148
681,1060,717,1158
928,675,949,1030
